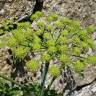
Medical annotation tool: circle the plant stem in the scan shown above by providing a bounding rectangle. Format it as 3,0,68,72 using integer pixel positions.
40,62,50,96
0,73,22,87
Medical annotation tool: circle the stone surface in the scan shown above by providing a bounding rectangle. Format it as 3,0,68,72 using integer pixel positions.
0,0,35,21
43,0,96,26
0,48,12,77
74,82,96,96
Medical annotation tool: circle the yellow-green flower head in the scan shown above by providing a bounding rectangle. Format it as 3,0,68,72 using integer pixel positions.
30,11,44,21
55,21,63,28
81,42,89,50
26,60,39,72
35,11,44,18
35,29,43,36
41,53,51,62
87,38,94,48
58,45,68,53
48,46,57,54
49,65,60,77
32,43,41,51
72,37,81,44
74,61,85,73
37,21,45,28
59,54,70,65
88,56,96,65
46,40,55,47
13,30,26,43
8,37,17,47
17,22,31,29
60,17,72,25
33,35,41,43
87,25,95,34
61,30,69,36
47,13,58,22
47,25,53,31
73,47,81,56
58,36,67,44
43,33,52,40
14,47,28,59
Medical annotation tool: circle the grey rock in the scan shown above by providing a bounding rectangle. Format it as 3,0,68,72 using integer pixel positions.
43,0,96,26
0,0,36,21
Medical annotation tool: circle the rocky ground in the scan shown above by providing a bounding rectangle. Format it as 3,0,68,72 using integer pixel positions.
0,0,96,96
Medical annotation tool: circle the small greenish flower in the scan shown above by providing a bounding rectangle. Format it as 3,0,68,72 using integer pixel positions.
13,30,26,43
43,33,52,40
87,38,94,48
58,45,68,53
78,30,87,40
59,54,70,65
87,56,96,65
14,47,28,59
26,60,39,72
71,21,80,28
17,22,31,29
55,21,63,28
58,36,67,44
82,42,89,50
33,43,41,51
37,22,45,28
60,17,72,24
35,29,43,36
8,37,17,47
72,37,81,44
73,47,81,56
35,11,44,18
30,14,38,21
46,40,55,47
74,61,85,73
47,14,58,22
87,25,95,34
61,30,69,36
47,25,53,31
41,53,51,62
33,35,41,43
30,11,44,21
49,65,60,77
48,46,57,54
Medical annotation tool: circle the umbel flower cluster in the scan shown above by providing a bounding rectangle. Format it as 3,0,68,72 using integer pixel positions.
0,11,95,96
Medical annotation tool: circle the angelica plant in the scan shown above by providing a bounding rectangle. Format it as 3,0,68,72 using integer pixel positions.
0,11,95,96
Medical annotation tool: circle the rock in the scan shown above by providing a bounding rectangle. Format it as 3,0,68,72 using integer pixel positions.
43,0,96,26
74,65,96,87
0,48,12,77
74,82,96,96
0,0,36,21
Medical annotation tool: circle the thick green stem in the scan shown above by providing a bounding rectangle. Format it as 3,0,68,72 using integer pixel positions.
40,62,50,96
